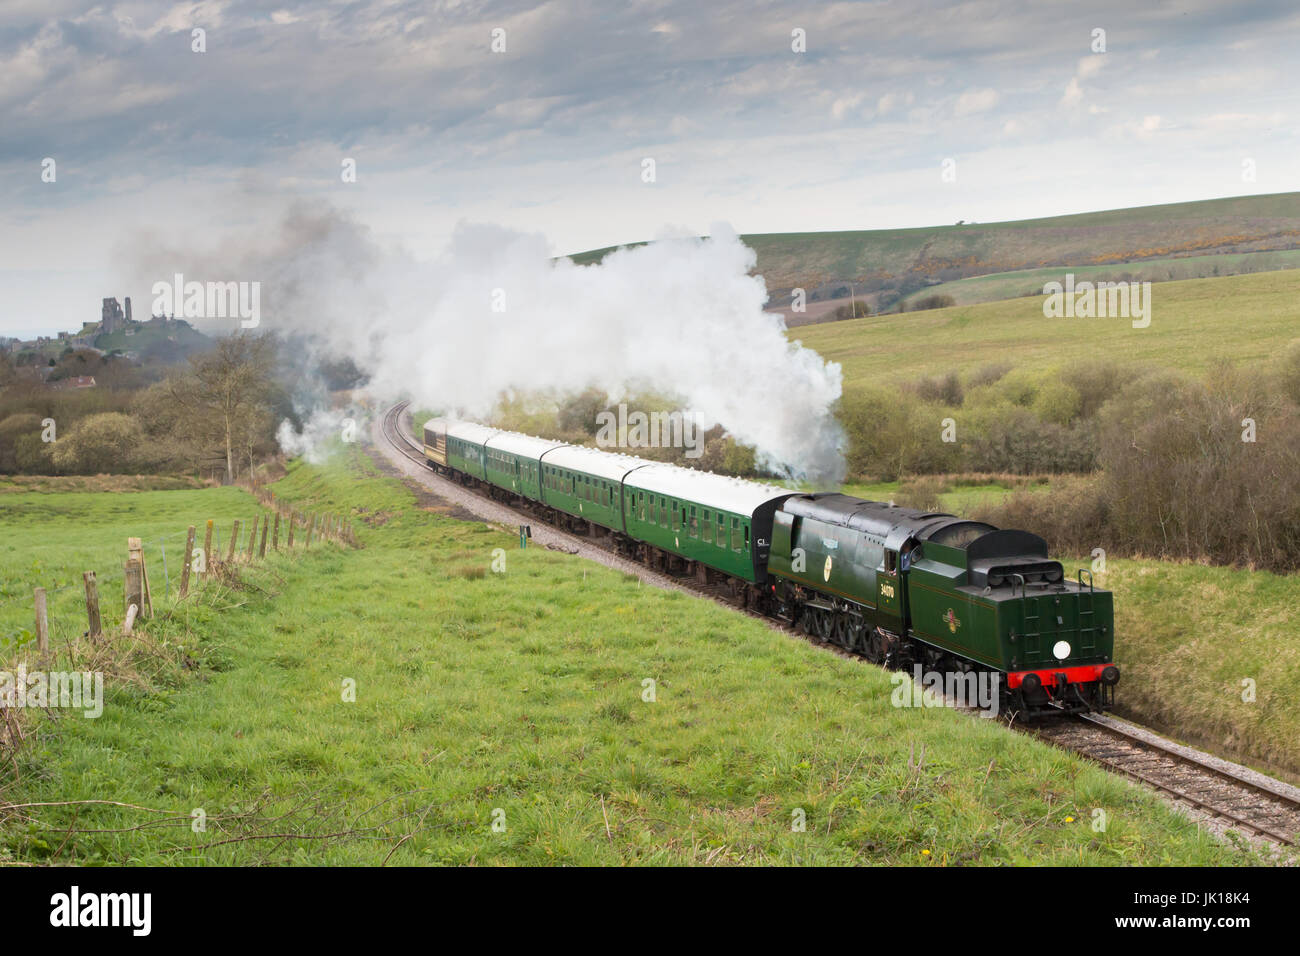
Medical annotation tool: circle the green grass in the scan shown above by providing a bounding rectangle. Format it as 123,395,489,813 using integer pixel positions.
0,448,1271,864
898,249,1300,309
794,269,1300,385
1095,558,1300,784
0,484,256,651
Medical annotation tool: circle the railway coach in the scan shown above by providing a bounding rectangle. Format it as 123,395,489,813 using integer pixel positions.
621,464,791,591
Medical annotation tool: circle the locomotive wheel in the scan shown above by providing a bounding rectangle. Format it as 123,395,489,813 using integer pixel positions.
831,615,852,649
863,629,886,664
814,609,834,642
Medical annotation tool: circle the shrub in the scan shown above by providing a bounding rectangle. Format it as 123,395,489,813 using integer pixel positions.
966,362,1012,390
909,294,957,311
909,371,964,406
49,412,144,474
1032,380,1082,427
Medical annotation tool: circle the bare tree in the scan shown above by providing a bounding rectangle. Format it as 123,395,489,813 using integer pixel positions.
164,335,276,484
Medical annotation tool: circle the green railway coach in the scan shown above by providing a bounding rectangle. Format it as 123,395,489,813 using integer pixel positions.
537,444,646,531
442,421,498,481
483,432,565,501
623,465,792,583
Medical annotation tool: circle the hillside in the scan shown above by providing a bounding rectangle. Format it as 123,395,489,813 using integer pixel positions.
791,268,1300,386
568,193,1300,316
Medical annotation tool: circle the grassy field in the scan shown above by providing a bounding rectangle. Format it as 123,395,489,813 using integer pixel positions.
897,249,1300,309
0,449,1271,865
0,484,255,646
794,268,1300,385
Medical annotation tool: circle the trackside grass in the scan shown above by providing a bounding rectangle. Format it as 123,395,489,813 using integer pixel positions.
1096,558,1300,784
0,450,1275,864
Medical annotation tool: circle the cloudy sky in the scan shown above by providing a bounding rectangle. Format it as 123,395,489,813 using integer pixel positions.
3,0,1298,337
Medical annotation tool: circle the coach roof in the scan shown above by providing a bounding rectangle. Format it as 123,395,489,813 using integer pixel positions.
539,443,655,483
628,463,793,516
444,420,500,447
485,432,568,459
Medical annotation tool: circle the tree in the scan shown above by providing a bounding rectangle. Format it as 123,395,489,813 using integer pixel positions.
163,334,276,483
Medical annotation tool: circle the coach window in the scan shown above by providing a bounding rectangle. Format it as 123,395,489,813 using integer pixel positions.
702,510,713,544
689,506,698,537
660,498,668,527
731,517,742,552
649,495,657,523
744,524,750,547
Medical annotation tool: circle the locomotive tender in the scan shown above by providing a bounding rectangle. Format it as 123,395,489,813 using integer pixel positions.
423,417,1119,718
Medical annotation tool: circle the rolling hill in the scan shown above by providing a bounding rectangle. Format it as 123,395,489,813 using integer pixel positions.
568,193,1300,318
791,268,1300,388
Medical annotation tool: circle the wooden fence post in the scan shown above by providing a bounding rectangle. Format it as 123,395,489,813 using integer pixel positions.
203,520,214,579
259,517,269,558
226,521,240,563
124,558,144,626
33,587,49,659
83,571,102,640
127,537,153,618
179,526,196,598
246,516,258,561
272,512,280,551
287,512,296,548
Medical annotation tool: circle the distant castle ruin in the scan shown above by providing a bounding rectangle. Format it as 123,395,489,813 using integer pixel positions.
101,297,125,333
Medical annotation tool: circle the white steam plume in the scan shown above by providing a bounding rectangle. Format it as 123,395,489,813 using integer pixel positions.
132,204,846,483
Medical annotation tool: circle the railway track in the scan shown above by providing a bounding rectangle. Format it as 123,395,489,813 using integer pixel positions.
378,401,1300,850
1030,714,1300,847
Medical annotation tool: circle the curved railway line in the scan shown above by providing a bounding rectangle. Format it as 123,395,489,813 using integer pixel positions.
378,400,1300,849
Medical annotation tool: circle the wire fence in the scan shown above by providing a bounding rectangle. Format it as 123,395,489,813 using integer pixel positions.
1,497,358,660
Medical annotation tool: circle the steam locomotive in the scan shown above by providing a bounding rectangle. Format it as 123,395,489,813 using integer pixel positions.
423,417,1119,718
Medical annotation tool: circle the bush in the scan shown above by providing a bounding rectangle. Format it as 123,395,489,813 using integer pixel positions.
1032,380,1082,427
49,412,144,474
977,368,1300,571
829,301,871,320
966,362,1012,390
963,406,1096,474
894,475,950,512
0,413,44,472
837,387,961,480
908,371,964,406
909,294,957,311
